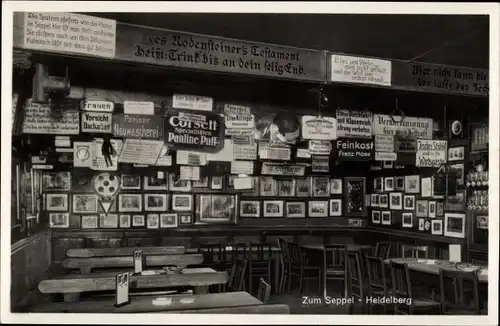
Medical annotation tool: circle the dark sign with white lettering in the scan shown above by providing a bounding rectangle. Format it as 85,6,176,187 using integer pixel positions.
113,114,163,139
336,138,374,161
164,109,224,152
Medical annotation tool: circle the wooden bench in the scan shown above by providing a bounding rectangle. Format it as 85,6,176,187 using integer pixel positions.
66,246,186,258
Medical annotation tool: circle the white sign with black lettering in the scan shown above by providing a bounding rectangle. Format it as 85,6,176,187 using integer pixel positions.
308,140,332,155
74,141,92,167
81,100,114,112
301,116,337,140
118,139,164,165
336,110,373,139
123,101,154,115
259,142,291,160
296,148,311,159
231,161,254,175
172,94,213,111
91,138,122,171
375,135,395,152
22,101,80,135
234,144,258,160
416,140,447,167
180,166,201,181
375,152,397,161
330,55,391,86
81,112,113,133
373,114,433,140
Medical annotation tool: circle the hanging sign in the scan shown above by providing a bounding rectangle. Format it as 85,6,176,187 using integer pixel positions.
81,112,113,133
113,114,163,139
123,101,154,115
81,100,114,112
259,142,291,160
395,135,417,153
375,135,394,152
90,138,123,171
416,140,447,167
22,100,80,135
172,94,213,111
118,139,164,165
224,104,255,129
373,114,433,139
73,141,92,167
261,162,306,176
234,143,258,160
375,152,397,161
301,116,337,140
336,138,374,161
308,140,332,155
312,156,329,172
164,109,224,152
330,54,392,86
336,109,373,139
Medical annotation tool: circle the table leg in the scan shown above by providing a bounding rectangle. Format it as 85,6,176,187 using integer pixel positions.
274,253,279,295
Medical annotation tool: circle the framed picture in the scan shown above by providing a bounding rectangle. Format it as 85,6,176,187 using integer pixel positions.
121,174,141,190
42,172,71,191
241,177,260,197
240,200,260,218
476,215,488,229
73,194,98,213
82,215,98,229
169,173,191,192
49,212,69,228
172,194,193,212
421,177,433,198
445,190,465,211
144,194,168,212
384,177,394,192
330,179,342,195
160,213,178,228
100,214,118,228
431,220,443,235
405,175,420,194
383,161,394,169
329,199,342,217
389,192,403,210
146,214,160,229
278,179,296,197
403,195,415,210
436,202,445,217
263,200,284,217
424,220,431,232
296,177,311,197
198,194,237,222
46,193,69,212
308,200,328,218
395,177,405,191
428,201,436,218
381,211,391,225
416,200,429,217
373,177,383,193
119,215,131,228
444,213,466,238
449,163,465,187
144,175,167,191
379,194,388,208
448,146,465,162
345,177,366,216
312,176,330,197
371,194,379,207
132,214,145,227
193,177,209,188
118,194,142,212
179,214,193,225
260,177,277,196
418,218,425,231
372,211,381,224
286,202,306,218
402,212,413,228
211,176,223,190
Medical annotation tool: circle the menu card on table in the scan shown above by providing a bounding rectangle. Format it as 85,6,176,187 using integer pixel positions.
115,272,130,307
133,250,143,274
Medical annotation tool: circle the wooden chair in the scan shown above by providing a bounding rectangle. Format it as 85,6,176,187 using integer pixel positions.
322,244,347,298
257,278,271,303
389,261,441,314
374,242,391,259
226,258,248,292
248,242,273,294
401,245,428,259
439,269,481,315
365,255,392,314
287,242,321,295
276,238,289,293
346,251,368,314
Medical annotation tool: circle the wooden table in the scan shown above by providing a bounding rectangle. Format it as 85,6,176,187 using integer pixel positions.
66,246,186,258
31,291,261,313
301,244,373,252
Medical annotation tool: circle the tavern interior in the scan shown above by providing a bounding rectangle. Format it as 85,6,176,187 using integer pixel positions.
10,12,490,315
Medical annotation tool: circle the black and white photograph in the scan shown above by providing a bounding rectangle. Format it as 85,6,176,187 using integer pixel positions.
418,218,425,231
382,160,393,169
476,215,488,229
421,177,433,198
160,213,178,228
278,179,296,197
210,195,237,221
210,176,223,190
42,172,71,191
444,213,466,238
371,211,381,224
263,200,284,218
49,213,69,228
389,192,403,210
100,214,119,228
405,175,420,194
403,195,416,210
73,194,98,213
193,177,209,188
119,215,131,228
131,214,145,227
240,200,260,218
379,194,388,208
169,173,192,192
448,146,465,162
146,214,160,229
402,212,413,228
437,202,445,217
373,177,383,193
446,190,466,211
144,175,168,191
172,194,193,212
121,174,141,190
118,194,142,212
381,211,391,225
384,177,394,192
431,219,443,235
449,163,466,187
295,177,311,197
81,215,99,229
312,176,330,197
260,177,277,196
394,176,405,191
285,202,306,218
46,193,69,212
329,179,342,195
179,214,193,225
371,194,379,208
144,194,168,212
329,199,342,217
308,200,328,218
416,200,429,217
429,201,437,218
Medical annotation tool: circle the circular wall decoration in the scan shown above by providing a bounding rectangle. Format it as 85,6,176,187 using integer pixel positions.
92,172,120,197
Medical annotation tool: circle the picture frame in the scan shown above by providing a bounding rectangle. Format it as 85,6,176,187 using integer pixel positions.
119,215,131,228
383,161,394,169
100,214,118,228
295,177,311,197
431,220,443,235
330,179,343,195
308,200,329,218
197,194,238,223
416,200,429,217
405,175,420,194
395,176,405,191
371,194,379,208
402,212,413,228
143,175,167,191
278,179,296,197
241,177,260,197
444,213,466,238
169,173,192,192
82,215,98,229
132,214,145,227
418,218,425,231
260,177,277,196
146,214,160,229
373,177,383,193
46,193,69,212
449,163,465,187
345,177,366,217
286,202,306,218
381,211,391,225
193,177,209,188
179,214,193,225
421,177,433,198
263,200,284,218
240,200,261,218
372,211,381,224
73,194,98,213
437,202,445,217
329,199,342,217
403,195,416,210
384,177,395,192
121,174,141,190
118,194,142,212
428,201,436,218
49,212,69,228
389,192,403,210
172,194,193,212
379,194,389,208
210,176,224,190
144,194,168,212
42,171,71,191
312,176,330,197
160,213,178,228
476,215,488,229
445,190,465,211
424,220,431,232
448,146,465,162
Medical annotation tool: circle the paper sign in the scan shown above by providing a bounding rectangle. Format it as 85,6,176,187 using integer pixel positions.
123,101,154,115
176,151,207,166
118,139,164,165
74,141,92,167
234,144,258,160
206,139,234,162
224,104,251,115
113,114,163,139
155,155,172,166
330,54,391,86
416,140,447,167
375,152,397,161
231,161,254,174
259,142,291,160
312,156,329,172
22,100,79,135
91,138,122,171
373,114,433,140
22,12,116,58
32,164,53,170
133,250,143,274
336,110,373,139
81,100,114,112
225,129,254,136
180,166,201,181
336,138,374,161
449,244,461,262
55,136,71,147
301,116,337,140
225,113,255,129
375,135,395,152
395,136,417,153
173,94,213,111
55,148,73,153
261,163,306,176
115,272,130,307
296,148,311,158
232,135,254,145
81,112,113,133
308,140,332,155
233,177,253,190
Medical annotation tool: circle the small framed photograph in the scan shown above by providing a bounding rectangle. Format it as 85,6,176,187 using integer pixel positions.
379,194,389,208
448,146,465,162
146,214,160,229
449,163,465,187
384,177,394,192
263,200,284,217
404,195,416,210
211,176,224,190
444,213,466,238
100,214,118,228
330,179,342,195
431,220,443,235
296,177,311,197
144,175,167,191
373,177,383,193
160,213,178,228
416,200,429,217
132,214,145,227
421,177,433,198
49,212,69,228
329,199,342,217
121,174,141,190
118,194,142,212
402,212,413,228
476,215,488,229
82,215,98,229
208,195,237,222
405,175,420,194
383,161,394,169
119,215,131,228
437,202,445,217
179,213,193,225
381,211,391,225
240,200,260,218
371,194,379,207
260,177,277,196
278,179,296,197
395,176,405,191
428,201,436,218
193,177,209,188
46,193,69,212
312,176,330,197
308,200,328,218
286,202,306,218
445,190,465,211
172,194,193,212
169,173,192,192
73,194,98,213
418,218,425,231
389,192,403,210
42,172,71,191
144,194,168,212
372,211,381,224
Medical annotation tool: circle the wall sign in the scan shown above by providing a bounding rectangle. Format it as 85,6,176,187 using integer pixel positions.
234,144,258,160
90,138,123,171
330,54,391,86
113,114,163,139
301,116,337,140
226,129,254,136
375,152,397,161
224,104,255,129
164,109,224,152
394,136,417,153
336,109,373,139
81,112,113,133
22,100,80,135
123,101,154,115
312,155,329,172
259,142,291,160
73,141,92,167
375,135,394,152
261,162,306,176
336,138,374,161
172,94,213,111
308,140,332,155
416,140,447,167
373,114,433,140
81,100,114,112
296,148,311,159
118,139,164,165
